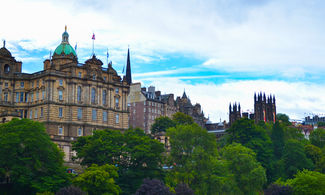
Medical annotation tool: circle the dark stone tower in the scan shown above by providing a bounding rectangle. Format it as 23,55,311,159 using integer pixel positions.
254,92,276,123
125,48,132,85
229,102,241,126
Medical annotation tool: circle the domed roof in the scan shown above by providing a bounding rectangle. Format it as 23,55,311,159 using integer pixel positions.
53,26,76,57
54,43,76,56
0,47,12,57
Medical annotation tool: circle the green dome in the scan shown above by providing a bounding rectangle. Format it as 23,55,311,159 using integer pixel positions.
54,43,76,56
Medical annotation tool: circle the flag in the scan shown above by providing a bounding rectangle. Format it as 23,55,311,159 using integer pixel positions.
92,33,95,40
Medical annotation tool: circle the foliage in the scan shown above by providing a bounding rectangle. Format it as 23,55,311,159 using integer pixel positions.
271,121,285,159
317,121,325,127
282,140,314,179
166,124,236,194
284,170,325,195
55,185,86,195
226,118,274,182
305,144,325,173
309,128,325,148
175,183,194,195
73,164,120,195
264,184,292,195
276,113,291,126
72,128,164,195
172,112,194,125
134,178,173,195
283,127,305,142
221,143,266,194
0,118,69,194
151,116,176,134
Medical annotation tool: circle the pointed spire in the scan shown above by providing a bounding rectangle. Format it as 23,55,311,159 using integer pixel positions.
125,47,132,85
229,103,232,111
3,40,5,48
182,89,187,99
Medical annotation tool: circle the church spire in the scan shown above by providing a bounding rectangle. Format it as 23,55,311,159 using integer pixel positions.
125,47,132,85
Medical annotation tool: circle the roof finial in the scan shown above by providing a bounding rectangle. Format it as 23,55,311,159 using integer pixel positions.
3,40,5,48
65,25,67,32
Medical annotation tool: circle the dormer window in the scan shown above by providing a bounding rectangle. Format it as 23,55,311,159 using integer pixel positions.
4,64,10,73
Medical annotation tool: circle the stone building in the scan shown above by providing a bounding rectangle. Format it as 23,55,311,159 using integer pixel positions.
176,91,206,128
128,83,174,133
0,27,131,162
229,102,241,126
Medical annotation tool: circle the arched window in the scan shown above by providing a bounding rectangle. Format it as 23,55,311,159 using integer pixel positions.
91,88,96,104
102,90,107,105
4,64,10,73
77,86,82,102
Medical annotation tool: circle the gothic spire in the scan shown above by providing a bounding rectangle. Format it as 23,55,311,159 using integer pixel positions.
125,47,132,85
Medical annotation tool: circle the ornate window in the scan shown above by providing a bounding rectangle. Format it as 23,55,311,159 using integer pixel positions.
77,86,82,102
102,90,107,105
78,127,82,136
115,97,119,107
58,90,63,101
91,88,96,104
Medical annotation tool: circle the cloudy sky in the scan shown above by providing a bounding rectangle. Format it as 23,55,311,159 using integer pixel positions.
1,0,325,122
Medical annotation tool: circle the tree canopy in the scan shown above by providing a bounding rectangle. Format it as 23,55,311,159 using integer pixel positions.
72,128,164,195
309,128,325,148
172,112,194,125
151,116,176,134
0,118,69,194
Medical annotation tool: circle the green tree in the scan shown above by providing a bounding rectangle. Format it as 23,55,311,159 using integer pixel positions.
221,143,266,195
73,164,120,195
0,118,69,194
151,116,176,134
317,121,325,127
226,118,274,182
284,127,305,142
309,128,325,148
166,124,236,194
72,128,164,195
276,113,291,126
271,121,285,159
305,144,325,173
172,112,194,125
284,170,325,195
282,139,314,178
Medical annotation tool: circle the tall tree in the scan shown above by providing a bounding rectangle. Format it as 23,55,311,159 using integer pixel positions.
221,143,266,194
73,164,120,195
282,139,314,178
0,118,69,194
72,128,164,195
276,113,291,126
172,112,194,125
167,124,236,194
309,128,325,148
271,121,285,159
151,116,176,135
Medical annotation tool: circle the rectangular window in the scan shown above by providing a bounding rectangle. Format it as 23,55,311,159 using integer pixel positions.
40,107,43,117
42,80,45,85
103,111,107,122
36,80,39,87
5,83,8,87
36,91,39,101
4,93,8,102
92,109,97,121
58,127,63,135
93,74,96,80
31,93,34,102
115,98,119,107
34,108,38,118
103,76,107,81
116,114,119,123
77,108,82,120
59,80,63,86
58,90,63,100
20,82,24,88
115,88,119,93
144,108,146,112
42,90,45,100
59,107,63,118
16,92,19,102
78,127,82,136
20,92,24,102
29,110,33,119
25,92,28,102
31,81,34,88
78,72,82,78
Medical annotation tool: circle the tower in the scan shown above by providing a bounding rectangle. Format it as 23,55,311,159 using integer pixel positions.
125,48,132,85
254,92,276,123
229,102,241,126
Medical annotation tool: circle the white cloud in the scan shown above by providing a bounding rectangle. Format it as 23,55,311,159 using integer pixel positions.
139,78,325,123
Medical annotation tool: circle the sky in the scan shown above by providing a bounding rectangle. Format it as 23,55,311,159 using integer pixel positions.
1,0,325,122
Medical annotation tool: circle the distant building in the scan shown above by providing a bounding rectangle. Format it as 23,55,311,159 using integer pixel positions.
228,92,276,126
304,115,325,126
0,27,131,162
206,119,227,138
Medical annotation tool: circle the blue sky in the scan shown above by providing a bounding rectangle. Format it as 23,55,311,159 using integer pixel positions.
2,0,325,122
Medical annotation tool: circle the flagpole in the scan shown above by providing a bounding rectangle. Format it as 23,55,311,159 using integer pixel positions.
92,39,94,55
